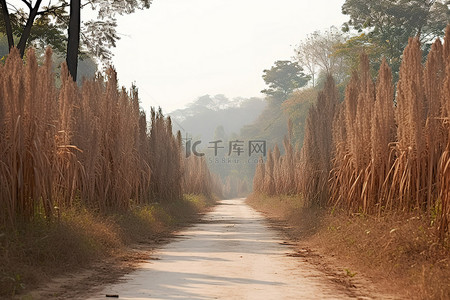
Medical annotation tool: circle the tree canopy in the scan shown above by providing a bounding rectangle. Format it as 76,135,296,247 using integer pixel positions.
341,0,450,79
0,0,152,79
261,60,309,100
295,27,347,87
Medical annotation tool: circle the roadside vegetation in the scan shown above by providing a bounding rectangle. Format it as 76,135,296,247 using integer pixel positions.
1,0,450,299
0,48,220,298
250,24,450,300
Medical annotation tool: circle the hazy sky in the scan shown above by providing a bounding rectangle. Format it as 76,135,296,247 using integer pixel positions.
112,0,347,113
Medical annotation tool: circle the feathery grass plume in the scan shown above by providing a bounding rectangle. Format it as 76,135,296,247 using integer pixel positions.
330,54,393,213
439,144,450,239
0,48,61,226
256,131,296,195
181,133,221,197
73,77,101,208
438,25,450,238
444,25,450,77
55,61,79,209
72,68,151,211
0,48,29,226
345,53,376,212
329,67,363,212
294,146,302,194
263,149,275,195
272,145,282,193
183,154,218,197
148,108,184,202
370,58,396,213
328,29,450,235
329,65,367,211
252,156,265,193
391,37,427,210
355,54,375,171
423,38,446,211
329,101,347,209
299,75,337,206
137,110,152,203
281,135,296,194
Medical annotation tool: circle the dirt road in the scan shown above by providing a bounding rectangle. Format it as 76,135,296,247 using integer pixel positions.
87,198,360,299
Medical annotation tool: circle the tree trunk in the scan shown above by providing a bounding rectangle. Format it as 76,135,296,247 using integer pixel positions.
0,0,14,50
17,0,43,58
66,0,81,81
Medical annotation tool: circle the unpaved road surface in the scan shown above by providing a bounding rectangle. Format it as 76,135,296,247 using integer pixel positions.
87,198,362,299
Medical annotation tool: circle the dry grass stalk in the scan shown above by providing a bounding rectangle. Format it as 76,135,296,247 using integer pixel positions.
299,75,337,206
253,25,450,238
438,25,450,238
0,48,217,229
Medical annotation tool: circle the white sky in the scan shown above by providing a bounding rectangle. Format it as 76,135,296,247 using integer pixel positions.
112,0,347,113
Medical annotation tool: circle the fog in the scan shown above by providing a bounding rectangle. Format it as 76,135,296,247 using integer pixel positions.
112,0,347,113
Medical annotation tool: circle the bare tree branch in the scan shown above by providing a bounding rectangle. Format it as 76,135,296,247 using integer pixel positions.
37,2,69,15
20,0,32,10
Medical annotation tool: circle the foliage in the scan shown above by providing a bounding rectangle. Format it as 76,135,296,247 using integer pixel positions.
261,60,309,100
341,0,450,80
0,0,152,62
281,87,317,148
0,0,69,57
1,37,97,82
169,94,266,143
21,13,68,54
333,33,384,81
240,97,289,151
295,27,348,87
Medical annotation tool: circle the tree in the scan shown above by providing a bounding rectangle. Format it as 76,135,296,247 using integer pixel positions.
0,0,69,57
0,0,152,79
0,0,14,51
282,87,318,147
295,27,347,87
214,125,227,141
261,60,309,100
341,0,450,79
67,0,80,80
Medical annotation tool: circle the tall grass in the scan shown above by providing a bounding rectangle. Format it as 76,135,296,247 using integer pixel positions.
253,75,337,205
0,47,217,229
183,154,223,197
330,30,450,236
252,24,450,238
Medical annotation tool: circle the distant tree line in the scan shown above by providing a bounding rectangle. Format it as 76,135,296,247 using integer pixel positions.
0,0,152,80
